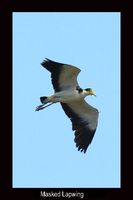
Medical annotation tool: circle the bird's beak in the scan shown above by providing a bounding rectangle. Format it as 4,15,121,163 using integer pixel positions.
90,90,96,96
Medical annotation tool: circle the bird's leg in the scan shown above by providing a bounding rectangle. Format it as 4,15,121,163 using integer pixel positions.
35,102,55,111
35,104,45,111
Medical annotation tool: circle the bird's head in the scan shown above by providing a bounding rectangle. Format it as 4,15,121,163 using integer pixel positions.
85,88,96,96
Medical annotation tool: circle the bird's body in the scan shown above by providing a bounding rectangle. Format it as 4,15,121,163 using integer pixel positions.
36,58,99,153
44,88,89,103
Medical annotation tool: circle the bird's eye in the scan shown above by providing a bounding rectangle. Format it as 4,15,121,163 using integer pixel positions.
86,88,91,91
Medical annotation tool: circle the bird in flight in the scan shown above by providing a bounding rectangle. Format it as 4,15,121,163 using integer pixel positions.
36,58,99,153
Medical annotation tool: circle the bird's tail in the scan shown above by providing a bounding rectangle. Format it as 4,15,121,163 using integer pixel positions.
40,96,49,104
36,96,55,111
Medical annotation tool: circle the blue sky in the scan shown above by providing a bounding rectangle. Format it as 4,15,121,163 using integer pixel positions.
13,12,120,188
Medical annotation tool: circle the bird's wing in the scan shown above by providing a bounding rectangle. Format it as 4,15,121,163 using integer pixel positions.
41,58,81,92
61,100,99,153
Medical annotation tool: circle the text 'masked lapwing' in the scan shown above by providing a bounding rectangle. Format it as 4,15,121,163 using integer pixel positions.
36,58,99,153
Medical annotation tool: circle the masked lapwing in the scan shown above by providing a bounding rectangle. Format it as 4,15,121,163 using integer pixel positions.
36,58,99,153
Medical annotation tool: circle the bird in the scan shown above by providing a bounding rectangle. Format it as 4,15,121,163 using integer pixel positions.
36,58,99,153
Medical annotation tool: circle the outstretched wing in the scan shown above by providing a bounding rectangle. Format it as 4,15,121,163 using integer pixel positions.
41,58,81,92
61,100,99,153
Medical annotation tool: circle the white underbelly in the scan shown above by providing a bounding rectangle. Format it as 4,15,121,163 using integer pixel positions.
53,90,84,103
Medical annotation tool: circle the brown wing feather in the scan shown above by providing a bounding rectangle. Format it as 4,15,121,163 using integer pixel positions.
41,58,81,92
61,101,98,153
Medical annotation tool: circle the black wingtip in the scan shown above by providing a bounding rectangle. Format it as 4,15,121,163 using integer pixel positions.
44,58,51,62
41,58,54,63
75,128,95,153
41,58,49,66
41,58,64,67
